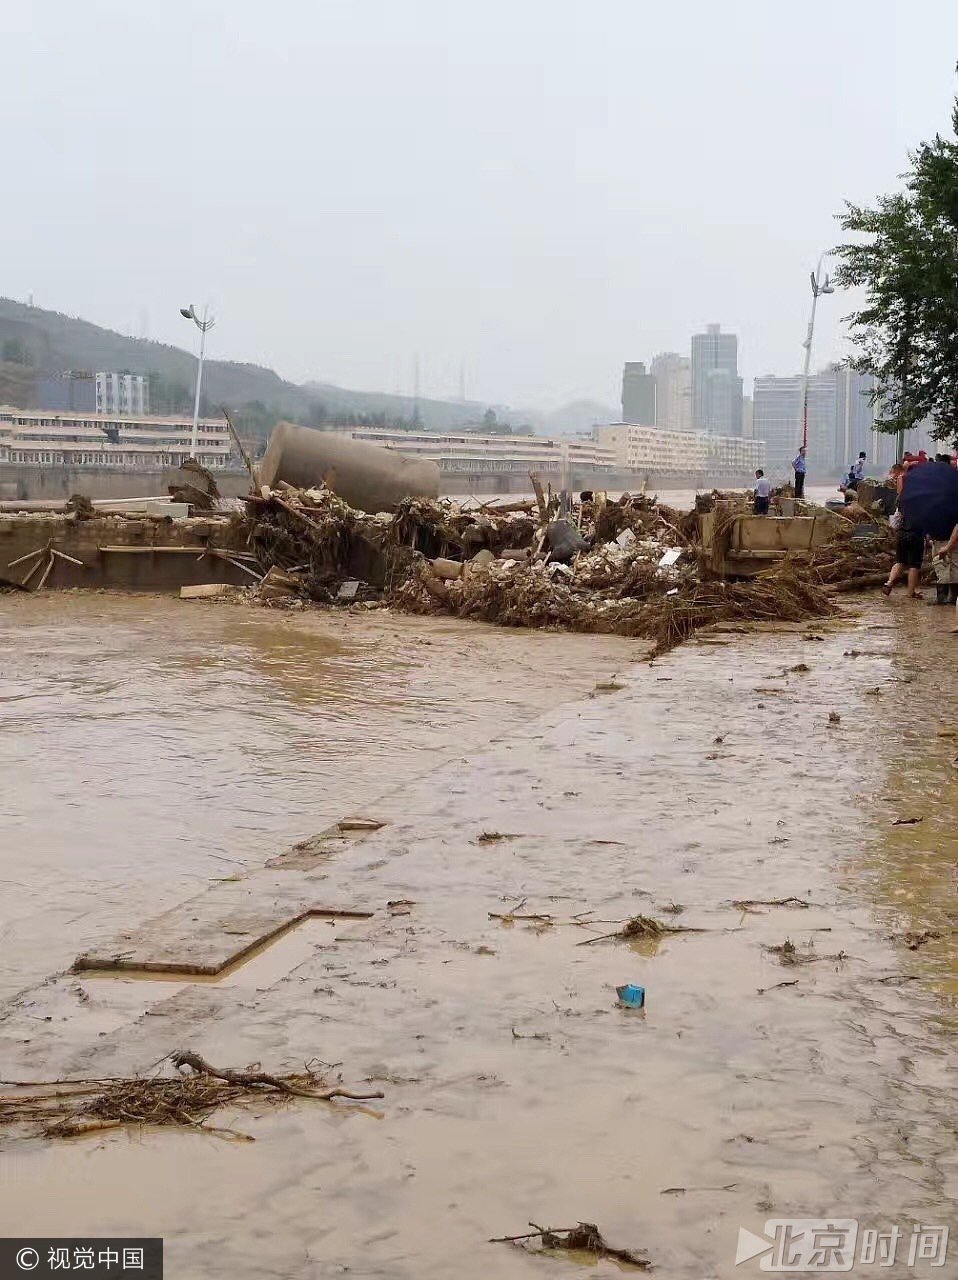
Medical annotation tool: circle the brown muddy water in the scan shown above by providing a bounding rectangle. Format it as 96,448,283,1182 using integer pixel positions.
0,590,956,1279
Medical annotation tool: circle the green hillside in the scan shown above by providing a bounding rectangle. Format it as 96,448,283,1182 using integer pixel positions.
0,298,484,444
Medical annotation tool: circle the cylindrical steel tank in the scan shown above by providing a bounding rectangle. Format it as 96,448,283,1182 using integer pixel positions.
258,422,440,513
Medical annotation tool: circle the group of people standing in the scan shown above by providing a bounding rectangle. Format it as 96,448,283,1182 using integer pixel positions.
751,444,857,515
883,453,958,607
749,445,958,613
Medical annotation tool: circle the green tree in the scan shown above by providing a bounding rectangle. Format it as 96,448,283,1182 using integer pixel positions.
834,94,958,448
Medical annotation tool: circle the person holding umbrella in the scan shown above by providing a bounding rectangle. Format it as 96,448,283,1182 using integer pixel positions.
929,455,958,605
896,454,958,605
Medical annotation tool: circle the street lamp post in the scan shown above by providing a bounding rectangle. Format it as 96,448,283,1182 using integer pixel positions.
180,303,216,459
800,254,834,453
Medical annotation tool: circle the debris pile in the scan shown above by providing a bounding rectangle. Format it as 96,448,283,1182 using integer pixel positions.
789,520,896,591
242,484,388,604
0,1050,383,1141
233,481,895,651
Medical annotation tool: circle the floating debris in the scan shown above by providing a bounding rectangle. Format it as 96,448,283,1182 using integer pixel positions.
577,914,704,946
731,897,811,912
891,929,942,950
616,983,646,1007
489,1222,651,1270
765,939,849,967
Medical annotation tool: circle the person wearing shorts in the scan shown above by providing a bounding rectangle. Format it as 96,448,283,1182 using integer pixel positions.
883,512,925,599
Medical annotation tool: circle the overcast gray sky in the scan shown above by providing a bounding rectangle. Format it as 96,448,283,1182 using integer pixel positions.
3,0,957,410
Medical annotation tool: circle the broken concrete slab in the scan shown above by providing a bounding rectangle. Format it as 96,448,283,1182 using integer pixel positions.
73,870,375,976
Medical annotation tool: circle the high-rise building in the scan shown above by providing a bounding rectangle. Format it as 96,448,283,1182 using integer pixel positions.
650,352,692,431
753,374,825,479
754,366,879,479
742,394,754,439
834,367,878,468
691,324,743,435
95,372,149,416
620,361,656,424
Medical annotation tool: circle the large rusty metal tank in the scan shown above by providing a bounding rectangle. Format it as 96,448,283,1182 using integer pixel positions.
258,422,440,513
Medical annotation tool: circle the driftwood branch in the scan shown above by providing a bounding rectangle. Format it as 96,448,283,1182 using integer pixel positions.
171,1050,384,1102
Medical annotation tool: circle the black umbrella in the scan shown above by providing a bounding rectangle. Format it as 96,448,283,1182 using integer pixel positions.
899,462,958,540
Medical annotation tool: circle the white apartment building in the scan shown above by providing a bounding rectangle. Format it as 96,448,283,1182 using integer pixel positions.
327,427,617,475
0,408,231,469
595,423,766,479
95,373,149,416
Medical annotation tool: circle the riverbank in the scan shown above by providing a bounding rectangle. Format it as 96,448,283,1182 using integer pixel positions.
0,593,954,1277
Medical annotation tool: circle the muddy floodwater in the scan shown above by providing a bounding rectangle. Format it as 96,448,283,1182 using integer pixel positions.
0,590,956,1279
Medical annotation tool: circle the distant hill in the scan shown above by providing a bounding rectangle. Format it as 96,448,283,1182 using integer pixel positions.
0,299,486,444
520,398,618,436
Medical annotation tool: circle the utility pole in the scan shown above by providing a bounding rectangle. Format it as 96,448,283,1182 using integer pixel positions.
180,303,216,458
800,254,834,452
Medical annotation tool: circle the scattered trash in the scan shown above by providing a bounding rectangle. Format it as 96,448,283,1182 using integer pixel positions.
336,579,360,602
489,1222,651,1270
616,983,646,1008
828,711,842,724
756,980,800,994
477,831,514,844
616,528,637,549
657,547,682,568
787,662,811,674
891,816,923,826
511,1028,551,1041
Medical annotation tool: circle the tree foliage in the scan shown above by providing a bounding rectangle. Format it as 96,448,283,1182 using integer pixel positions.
834,96,958,446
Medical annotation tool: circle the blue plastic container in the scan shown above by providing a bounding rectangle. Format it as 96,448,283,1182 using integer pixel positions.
616,983,646,1008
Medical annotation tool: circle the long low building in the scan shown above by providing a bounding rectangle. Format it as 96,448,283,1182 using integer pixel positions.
594,422,766,482
0,407,232,470
324,426,618,476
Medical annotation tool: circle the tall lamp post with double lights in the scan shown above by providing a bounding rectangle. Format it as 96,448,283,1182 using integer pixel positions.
800,255,834,453
180,303,215,458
